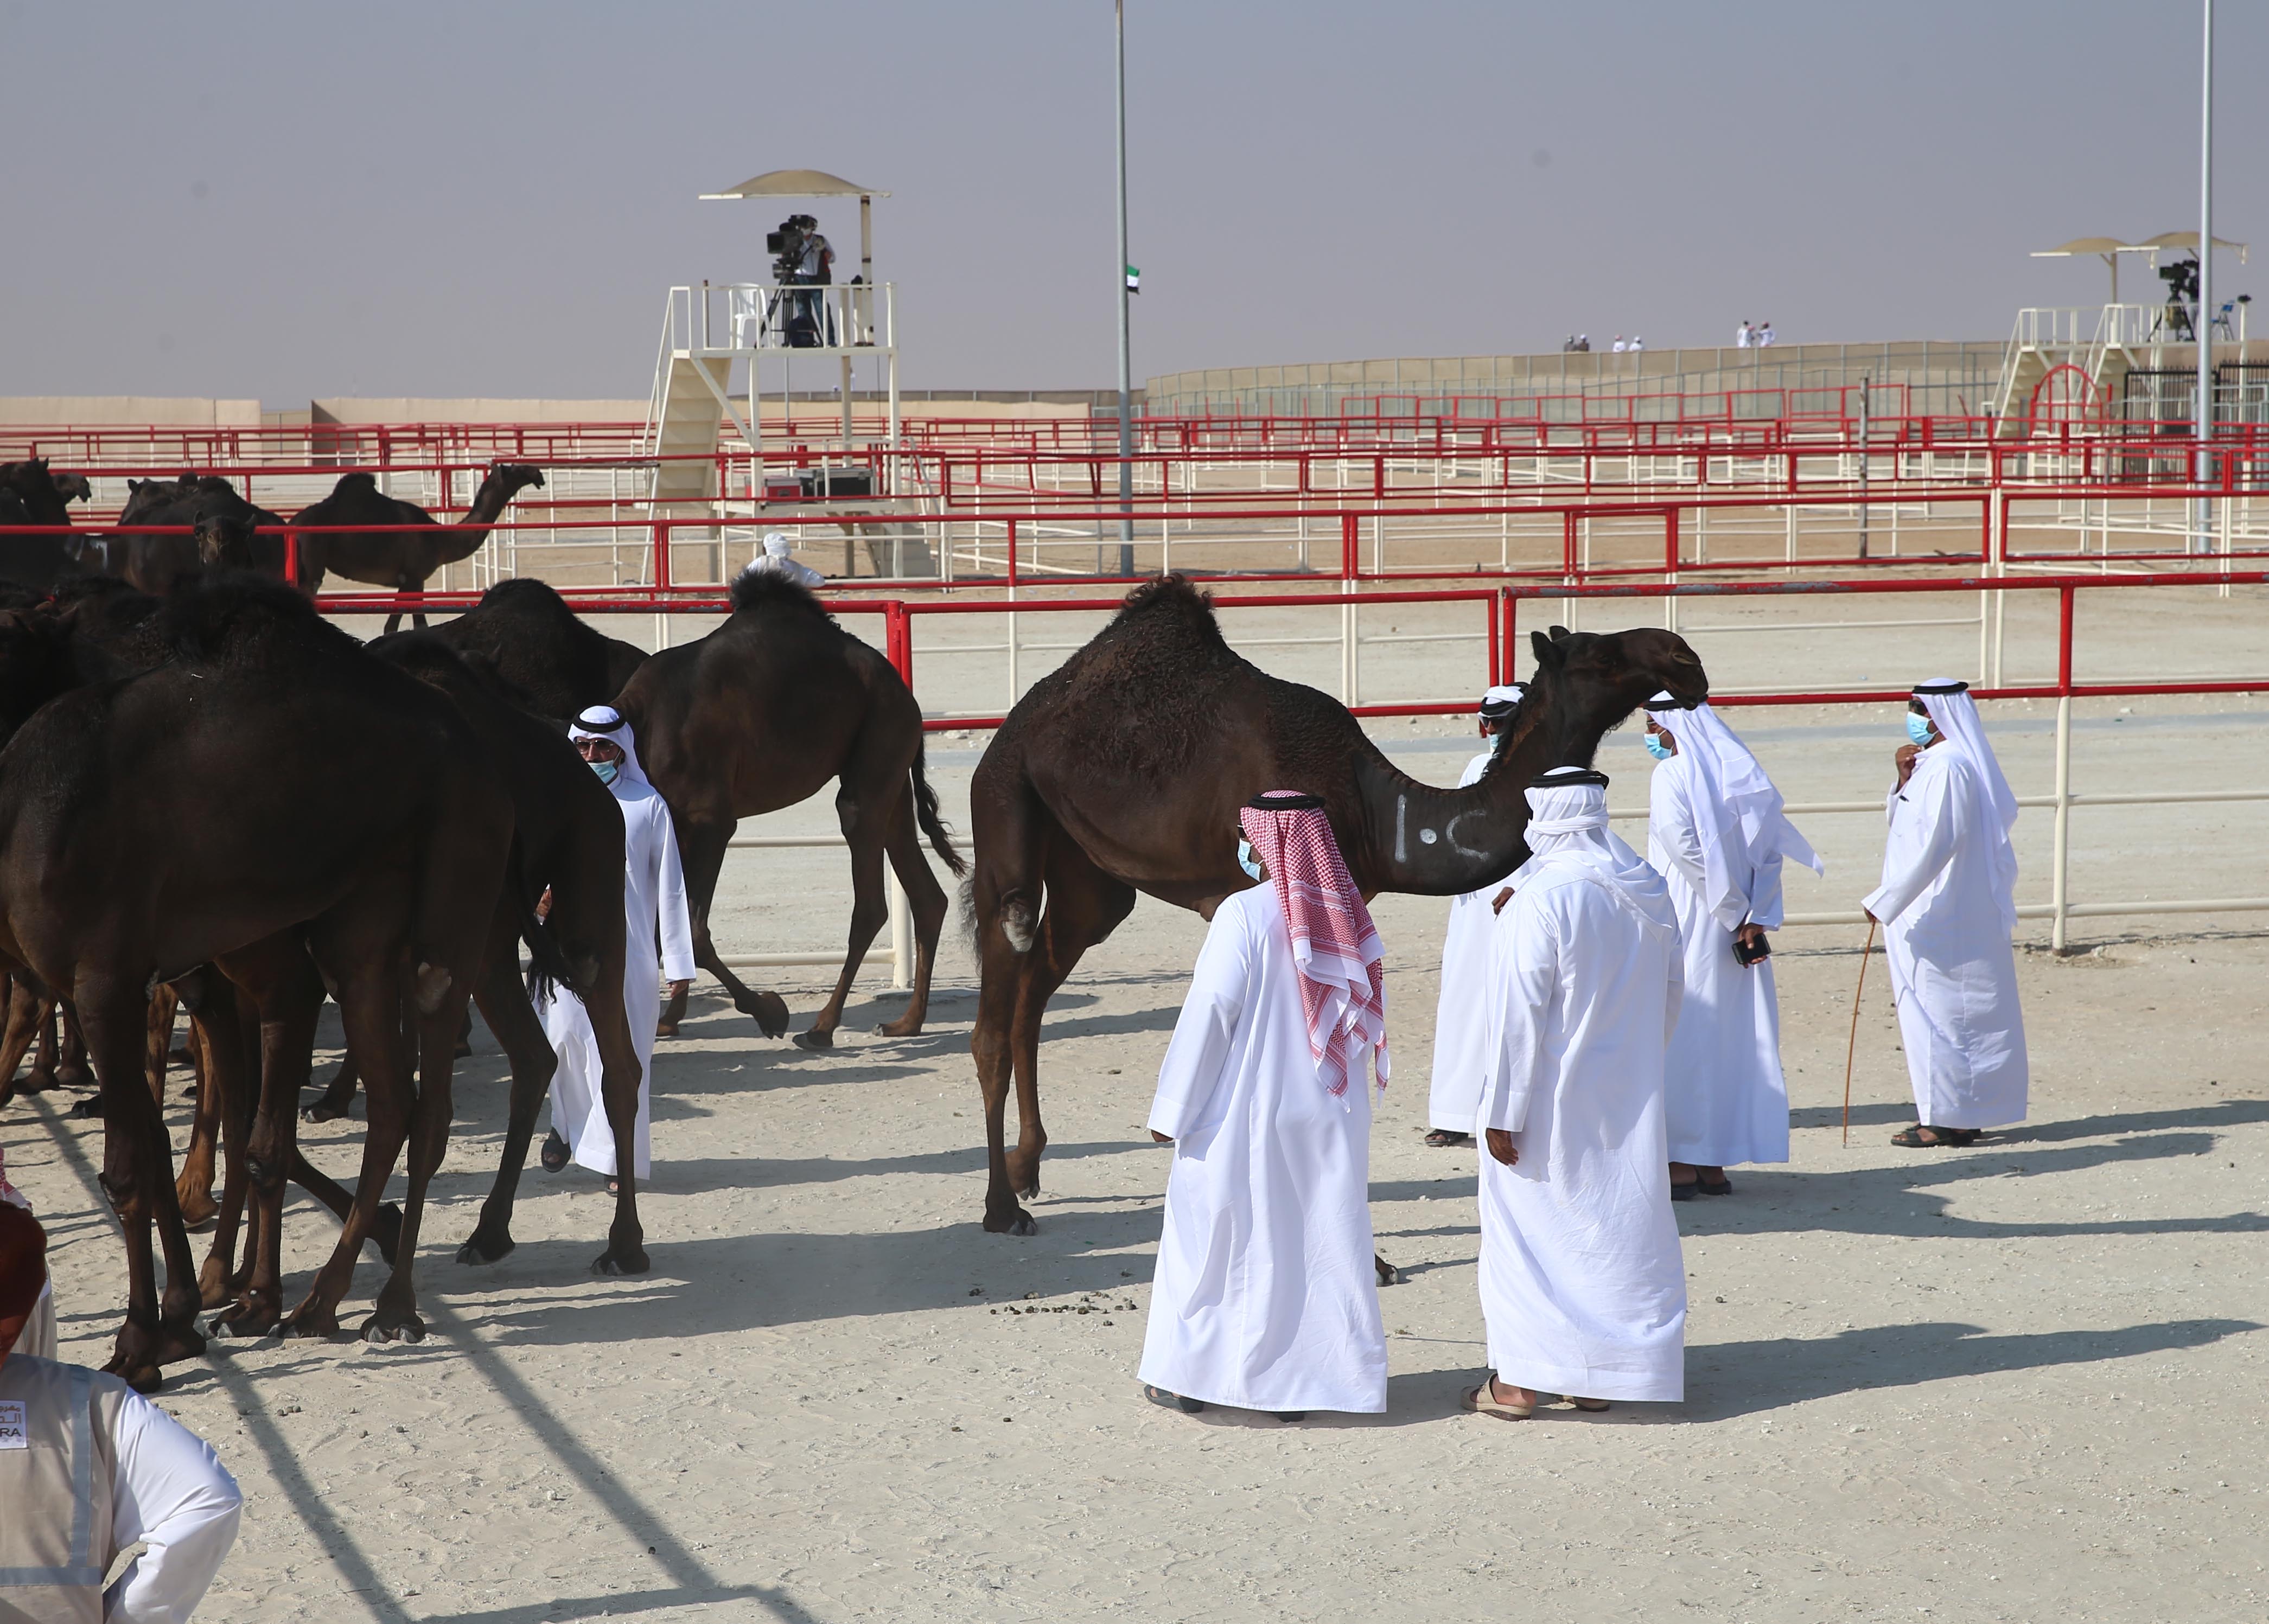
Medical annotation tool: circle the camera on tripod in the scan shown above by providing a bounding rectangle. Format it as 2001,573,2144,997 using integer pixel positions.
765,216,809,284
2159,257,2201,340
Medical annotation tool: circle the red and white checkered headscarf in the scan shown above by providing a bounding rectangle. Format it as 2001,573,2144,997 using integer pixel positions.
1238,791,1389,1099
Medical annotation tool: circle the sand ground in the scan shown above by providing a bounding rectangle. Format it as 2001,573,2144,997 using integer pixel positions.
6,607,2268,1623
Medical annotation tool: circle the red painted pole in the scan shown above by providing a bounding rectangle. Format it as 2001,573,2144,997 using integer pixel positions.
2057,584,2076,694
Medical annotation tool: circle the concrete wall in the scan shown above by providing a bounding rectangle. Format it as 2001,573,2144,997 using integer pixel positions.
0,397,262,425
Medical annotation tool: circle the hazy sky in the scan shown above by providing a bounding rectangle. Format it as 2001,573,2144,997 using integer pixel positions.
2,1,2259,404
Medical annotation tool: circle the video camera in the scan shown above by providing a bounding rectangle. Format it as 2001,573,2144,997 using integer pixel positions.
766,215,815,284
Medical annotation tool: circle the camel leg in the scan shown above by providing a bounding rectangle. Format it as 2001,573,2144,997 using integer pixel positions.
457,910,560,1268
1011,843,1135,1205
877,788,951,1040
56,1003,90,1092
362,968,473,1344
79,975,206,1392
209,939,326,1339
284,964,414,1340
794,781,895,1050
665,816,789,1039
184,982,259,1311
0,979,48,1107
27,990,61,1094
302,1044,361,1122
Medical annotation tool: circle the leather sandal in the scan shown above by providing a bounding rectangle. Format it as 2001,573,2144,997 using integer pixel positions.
540,1129,570,1172
1891,1124,1980,1148
1423,1128,1472,1147
1461,1377,1535,1420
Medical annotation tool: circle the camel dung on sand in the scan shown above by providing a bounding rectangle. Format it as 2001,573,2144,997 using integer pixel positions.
613,566,965,1047
963,574,1711,1235
293,463,547,633
0,574,515,1386
426,576,649,721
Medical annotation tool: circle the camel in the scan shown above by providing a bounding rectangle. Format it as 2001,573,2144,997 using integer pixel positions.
613,568,964,1047
426,576,648,720
0,458,93,587
113,474,291,595
294,464,546,633
0,575,515,1386
963,576,1711,1235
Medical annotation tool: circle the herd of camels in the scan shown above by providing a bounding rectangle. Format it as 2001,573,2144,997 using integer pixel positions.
0,453,1709,1390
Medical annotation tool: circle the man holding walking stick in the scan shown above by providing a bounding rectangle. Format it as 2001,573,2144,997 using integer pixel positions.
1861,680,2030,1147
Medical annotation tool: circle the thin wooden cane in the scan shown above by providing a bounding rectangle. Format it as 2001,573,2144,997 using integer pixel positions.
1842,919,1878,1147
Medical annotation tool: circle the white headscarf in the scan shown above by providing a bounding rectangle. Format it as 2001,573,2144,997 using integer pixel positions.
1478,683,1525,721
1914,679,2018,927
1646,692,1824,923
1516,768,1679,940
761,532,792,561
571,704,652,793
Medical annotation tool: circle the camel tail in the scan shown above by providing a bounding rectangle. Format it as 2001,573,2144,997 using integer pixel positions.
512,848,582,1007
909,741,967,877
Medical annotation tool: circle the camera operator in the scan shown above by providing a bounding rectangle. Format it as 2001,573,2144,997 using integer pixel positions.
770,214,835,346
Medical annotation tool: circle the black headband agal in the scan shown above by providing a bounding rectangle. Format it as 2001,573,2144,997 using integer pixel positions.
1529,768,1609,791
1245,790,1327,811
1912,680,1969,696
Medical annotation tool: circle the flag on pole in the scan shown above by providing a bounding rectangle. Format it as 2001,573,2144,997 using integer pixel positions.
1125,264,1142,294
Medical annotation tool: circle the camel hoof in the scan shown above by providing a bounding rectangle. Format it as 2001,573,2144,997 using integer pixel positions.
360,1312,426,1345
1375,1257,1403,1288
301,1095,353,1124
17,1067,56,1095
176,1191,219,1230
154,1320,208,1364
70,1094,103,1121
655,1020,680,1039
281,1306,341,1341
592,1246,651,1276
456,1231,514,1266
876,1017,923,1039
792,1027,835,1051
210,1303,280,1340
984,1208,1038,1237
55,1064,90,1092
737,990,792,1039
104,1356,164,1395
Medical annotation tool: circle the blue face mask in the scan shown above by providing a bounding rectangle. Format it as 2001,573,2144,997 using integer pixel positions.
1237,837,1263,881
590,758,620,785
1643,732,1673,761
1906,713,1935,747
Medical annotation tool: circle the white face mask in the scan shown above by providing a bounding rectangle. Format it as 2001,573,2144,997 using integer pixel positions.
1237,837,1263,881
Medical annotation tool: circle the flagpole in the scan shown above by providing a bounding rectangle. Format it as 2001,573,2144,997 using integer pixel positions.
1113,0,1134,577
2195,0,2214,554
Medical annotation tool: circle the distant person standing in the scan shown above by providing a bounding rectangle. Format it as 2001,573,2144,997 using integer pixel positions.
1425,684,1526,1148
1862,680,2029,1147
1575,334,1591,352
1756,321,1776,348
1735,321,1752,349
1612,335,1628,353
1630,334,1645,353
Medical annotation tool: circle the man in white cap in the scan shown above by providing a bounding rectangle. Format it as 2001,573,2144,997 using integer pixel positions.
1140,791,1391,1422
1465,766,1686,1420
1642,693,1822,1197
1425,683,1526,1148
742,532,826,589
0,1202,243,1623
539,705,697,1189
1863,680,2028,1147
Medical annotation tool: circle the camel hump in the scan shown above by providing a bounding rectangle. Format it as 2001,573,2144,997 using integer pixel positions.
157,573,346,668
332,471,380,496
475,577,572,616
728,567,831,621
1110,573,1227,647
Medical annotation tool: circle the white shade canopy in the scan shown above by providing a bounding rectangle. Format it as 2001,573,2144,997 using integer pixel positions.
699,168,889,201
2032,232,2247,264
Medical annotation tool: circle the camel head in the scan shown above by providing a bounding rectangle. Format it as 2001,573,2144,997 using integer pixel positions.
193,507,258,571
1528,623,1709,762
486,463,546,496
50,471,92,506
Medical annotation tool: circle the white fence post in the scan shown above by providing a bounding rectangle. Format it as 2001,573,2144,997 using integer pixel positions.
2051,694,2073,953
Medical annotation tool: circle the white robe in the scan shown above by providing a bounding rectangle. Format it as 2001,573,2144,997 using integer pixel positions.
1647,753,1791,1167
1426,750,1499,1133
1139,884,1387,1415
1862,745,2030,1129
1478,858,1687,1402
542,781,696,1178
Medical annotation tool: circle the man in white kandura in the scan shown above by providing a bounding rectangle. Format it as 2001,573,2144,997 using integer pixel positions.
1140,790,1391,1422
0,1203,243,1624
1466,767,1686,1420
1642,692,1823,1198
1862,679,2028,1148
1426,683,1526,1149
539,705,697,1190
743,532,826,589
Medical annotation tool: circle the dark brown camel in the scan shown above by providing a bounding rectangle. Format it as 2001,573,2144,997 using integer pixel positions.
0,576,513,1386
614,568,964,1047
294,464,546,633
290,629,651,1275
113,474,291,595
964,576,1711,1235
0,458,93,587
426,576,648,720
